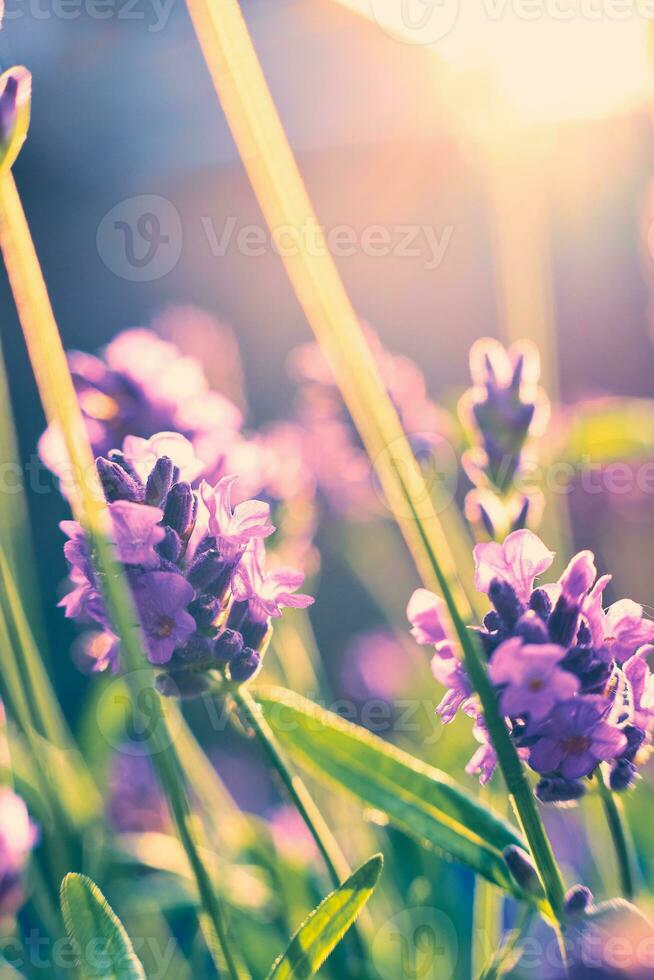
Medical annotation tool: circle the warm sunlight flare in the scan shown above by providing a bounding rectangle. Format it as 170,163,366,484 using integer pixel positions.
338,1,653,122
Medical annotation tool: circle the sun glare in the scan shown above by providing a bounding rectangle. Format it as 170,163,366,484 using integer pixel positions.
338,1,653,123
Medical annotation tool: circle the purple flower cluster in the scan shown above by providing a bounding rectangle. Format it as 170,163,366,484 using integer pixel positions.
408,529,654,803
460,339,549,539
60,432,313,696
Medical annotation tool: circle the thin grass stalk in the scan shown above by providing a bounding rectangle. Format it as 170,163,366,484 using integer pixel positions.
181,0,567,927
232,685,370,973
0,172,245,980
595,768,637,900
183,0,480,619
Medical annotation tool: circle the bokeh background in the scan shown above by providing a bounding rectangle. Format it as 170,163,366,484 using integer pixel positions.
3,6,654,976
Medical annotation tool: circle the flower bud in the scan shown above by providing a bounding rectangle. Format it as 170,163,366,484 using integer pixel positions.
0,67,31,175
564,885,593,915
230,647,261,684
163,481,197,539
96,457,143,503
145,456,175,507
214,628,243,665
503,845,543,896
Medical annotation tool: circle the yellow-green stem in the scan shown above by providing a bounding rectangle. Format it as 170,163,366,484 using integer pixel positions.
181,0,566,927
0,171,244,980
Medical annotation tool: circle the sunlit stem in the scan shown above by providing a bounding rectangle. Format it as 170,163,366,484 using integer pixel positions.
183,0,482,619
182,0,567,926
232,685,369,970
233,685,351,887
0,171,245,980
595,767,636,900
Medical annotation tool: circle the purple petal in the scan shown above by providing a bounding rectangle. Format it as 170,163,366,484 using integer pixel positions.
109,501,165,568
474,530,554,604
529,737,565,774
407,588,452,646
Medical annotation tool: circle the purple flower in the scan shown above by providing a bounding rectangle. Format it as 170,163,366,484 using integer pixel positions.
0,788,38,916
39,321,244,485
72,631,121,674
559,551,597,602
623,651,654,732
130,571,196,665
109,501,165,568
529,697,627,780
406,588,452,646
200,476,274,561
489,638,579,722
462,338,547,494
58,521,108,626
601,600,654,665
474,529,554,604
431,645,474,723
124,432,204,485
107,752,168,834
465,717,498,785
232,540,314,622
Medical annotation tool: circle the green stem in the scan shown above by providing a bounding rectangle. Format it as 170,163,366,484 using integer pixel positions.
595,768,636,900
147,708,246,980
401,472,567,924
0,171,245,980
233,686,349,890
232,685,369,975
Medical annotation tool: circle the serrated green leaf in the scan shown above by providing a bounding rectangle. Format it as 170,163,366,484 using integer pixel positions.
266,853,382,979
257,687,527,897
60,874,146,980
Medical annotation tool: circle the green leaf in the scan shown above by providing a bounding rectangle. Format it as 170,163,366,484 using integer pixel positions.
266,853,382,979
60,874,146,979
257,688,527,897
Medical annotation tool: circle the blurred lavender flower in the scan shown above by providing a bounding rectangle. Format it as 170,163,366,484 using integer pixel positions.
289,325,454,520
340,630,407,702
407,528,654,802
0,788,38,918
460,338,548,540
39,322,243,489
59,432,312,694
107,751,168,835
